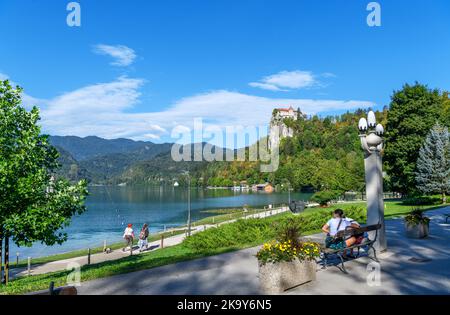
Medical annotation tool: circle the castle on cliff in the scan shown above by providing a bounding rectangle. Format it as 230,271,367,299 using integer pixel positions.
268,106,301,151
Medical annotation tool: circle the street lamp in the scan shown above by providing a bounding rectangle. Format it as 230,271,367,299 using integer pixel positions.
359,111,387,251
286,181,292,205
182,171,192,237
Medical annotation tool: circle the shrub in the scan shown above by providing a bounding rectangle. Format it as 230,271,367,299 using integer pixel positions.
339,205,366,223
256,216,321,265
273,217,303,248
402,195,442,206
183,206,367,252
182,218,276,252
311,190,342,206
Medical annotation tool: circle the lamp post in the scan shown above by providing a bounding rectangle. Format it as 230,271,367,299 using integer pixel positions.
358,111,387,252
187,175,192,237
286,181,292,205
182,171,192,237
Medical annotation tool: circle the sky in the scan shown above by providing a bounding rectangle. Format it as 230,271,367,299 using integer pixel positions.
1,0,449,147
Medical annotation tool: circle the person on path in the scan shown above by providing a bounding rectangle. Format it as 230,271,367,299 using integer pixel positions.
138,223,150,252
123,224,135,252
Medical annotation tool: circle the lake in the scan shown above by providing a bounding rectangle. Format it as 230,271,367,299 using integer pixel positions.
10,186,312,259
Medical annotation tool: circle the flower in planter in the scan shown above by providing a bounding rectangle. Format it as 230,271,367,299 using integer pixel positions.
405,209,430,226
256,217,320,265
256,240,321,265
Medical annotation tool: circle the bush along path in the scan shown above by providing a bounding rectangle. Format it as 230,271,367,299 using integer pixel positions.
7,206,289,281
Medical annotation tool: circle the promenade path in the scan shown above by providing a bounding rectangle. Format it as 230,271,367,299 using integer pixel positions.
10,207,289,279
76,207,450,295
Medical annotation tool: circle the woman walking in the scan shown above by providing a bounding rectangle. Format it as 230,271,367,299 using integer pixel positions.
138,223,150,252
123,223,135,252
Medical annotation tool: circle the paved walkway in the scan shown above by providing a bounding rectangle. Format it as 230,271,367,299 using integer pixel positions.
10,207,288,279
77,207,450,295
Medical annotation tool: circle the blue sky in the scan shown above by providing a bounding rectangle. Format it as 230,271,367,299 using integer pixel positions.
1,0,449,146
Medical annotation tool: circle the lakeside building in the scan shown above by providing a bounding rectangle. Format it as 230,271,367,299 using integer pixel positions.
251,183,274,193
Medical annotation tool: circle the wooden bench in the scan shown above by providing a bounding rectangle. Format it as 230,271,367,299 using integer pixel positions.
320,223,382,274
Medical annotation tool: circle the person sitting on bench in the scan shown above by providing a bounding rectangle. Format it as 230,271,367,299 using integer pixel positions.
322,209,361,254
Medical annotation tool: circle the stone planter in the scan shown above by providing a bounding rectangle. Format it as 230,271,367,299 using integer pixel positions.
405,221,429,239
258,259,316,294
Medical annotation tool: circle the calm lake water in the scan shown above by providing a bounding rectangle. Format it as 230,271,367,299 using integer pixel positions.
11,186,312,259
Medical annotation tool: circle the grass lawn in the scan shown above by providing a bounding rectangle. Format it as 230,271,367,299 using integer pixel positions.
194,207,271,225
1,200,447,295
326,200,446,218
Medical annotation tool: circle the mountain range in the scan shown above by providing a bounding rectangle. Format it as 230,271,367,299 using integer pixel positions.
50,136,228,185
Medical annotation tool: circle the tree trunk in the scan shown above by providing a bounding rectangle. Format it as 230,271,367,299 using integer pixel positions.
443,192,447,205
2,235,9,285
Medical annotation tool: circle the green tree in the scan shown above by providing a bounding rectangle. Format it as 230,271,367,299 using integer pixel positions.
0,80,88,284
384,83,444,195
415,123,450,204
442,92,450,127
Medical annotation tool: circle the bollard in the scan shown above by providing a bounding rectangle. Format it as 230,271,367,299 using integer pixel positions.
27,257,31,276
49,281,55,295
16,252,19,267
161,234,164,249
87,248,91,265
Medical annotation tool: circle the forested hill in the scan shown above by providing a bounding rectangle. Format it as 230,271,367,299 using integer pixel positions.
194,109,388,191
50,136,173,184
50,136,232,185
49,135,172,161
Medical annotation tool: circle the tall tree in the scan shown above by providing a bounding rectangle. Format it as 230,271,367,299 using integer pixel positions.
442,92,450,127
0,80,88,284
384,83,444,195
415,123,450,204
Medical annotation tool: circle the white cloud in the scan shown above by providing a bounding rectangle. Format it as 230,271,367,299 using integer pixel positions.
249,82,286,92
39,82,373,145
322,72,337,78
40,76,146,139
165,90,372,128
148,124,167,133
3,73,374,147
93,44,137,67
143,133,161,140
250,70,320,91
